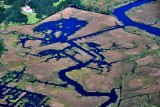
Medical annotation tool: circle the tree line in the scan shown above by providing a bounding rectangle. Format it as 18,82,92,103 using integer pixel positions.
0,38,6,57
0,0,112,25
0,0,28,25
28,0,81,18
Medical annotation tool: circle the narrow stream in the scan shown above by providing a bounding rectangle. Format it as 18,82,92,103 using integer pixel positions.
16,0,160,106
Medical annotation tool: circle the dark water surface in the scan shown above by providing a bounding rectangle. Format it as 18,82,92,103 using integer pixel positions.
32,18,119,106
16,0,160,106
34,18,88,45
113,0,160,36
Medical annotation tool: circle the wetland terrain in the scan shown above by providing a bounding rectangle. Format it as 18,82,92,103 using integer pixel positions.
0,0,160,107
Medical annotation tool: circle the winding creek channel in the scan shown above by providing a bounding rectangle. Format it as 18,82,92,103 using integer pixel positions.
57,0,160,106
22,0,160,107
4,0,160,106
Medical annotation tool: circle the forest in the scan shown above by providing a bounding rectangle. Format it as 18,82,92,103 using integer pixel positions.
0,0,115,26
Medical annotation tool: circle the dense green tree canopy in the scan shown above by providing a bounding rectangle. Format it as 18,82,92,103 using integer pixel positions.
3,6,28,25
0,0,113,25
0,38,6,57
4,0,25,6
28,0,81,18
28,0,56,18
0,0,28,25
0,7,6,23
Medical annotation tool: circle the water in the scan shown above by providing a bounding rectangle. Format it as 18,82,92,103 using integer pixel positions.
30,18,119,106
0,67,49,106
17,0,160,106
113,0,160,36
34,18,88,45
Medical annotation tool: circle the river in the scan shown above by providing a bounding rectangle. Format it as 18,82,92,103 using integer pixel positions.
17,0,160,106
113,0,160,36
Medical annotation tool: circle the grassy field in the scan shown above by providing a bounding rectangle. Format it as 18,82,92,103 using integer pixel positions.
0,11,41,29
53,0,64,7
21,12,41,24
